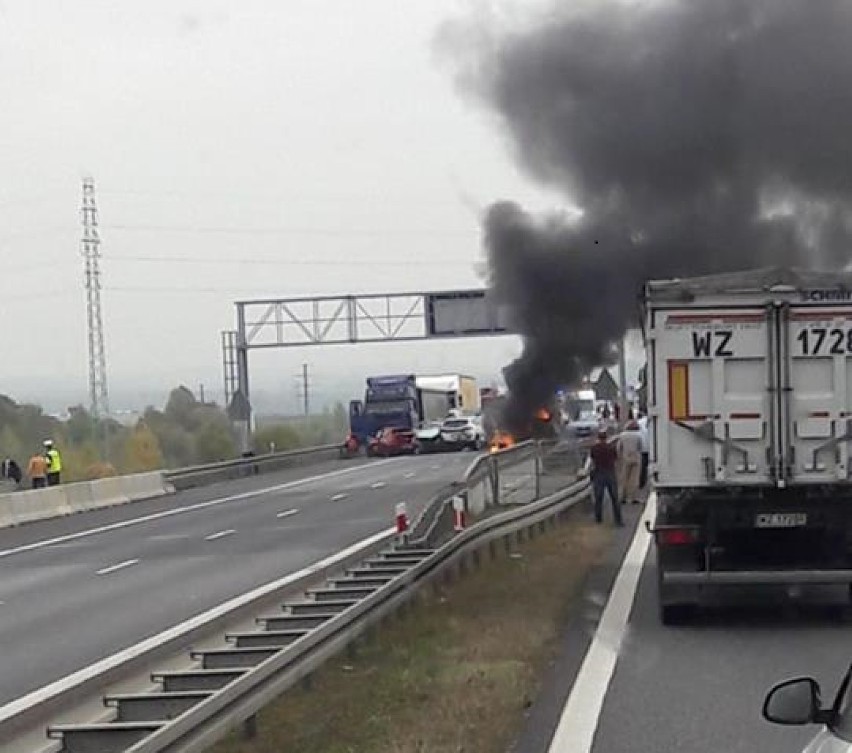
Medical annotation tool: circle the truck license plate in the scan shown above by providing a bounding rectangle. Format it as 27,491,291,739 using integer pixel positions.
755,513,808,528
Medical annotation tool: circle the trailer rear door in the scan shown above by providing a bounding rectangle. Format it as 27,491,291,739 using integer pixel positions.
652,309,773,487
783,304,852,484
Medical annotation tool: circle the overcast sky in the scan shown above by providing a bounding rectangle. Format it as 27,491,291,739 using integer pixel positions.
0,1,636,414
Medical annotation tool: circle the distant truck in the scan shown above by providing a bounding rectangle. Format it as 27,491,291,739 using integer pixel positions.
415,374,481,415
645,267,852,624
348,374,455,444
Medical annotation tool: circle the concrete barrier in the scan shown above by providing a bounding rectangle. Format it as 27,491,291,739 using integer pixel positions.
0,471,175,530
64,481,96,514
120,472,173,502
89,476,130,508
8,487,71,526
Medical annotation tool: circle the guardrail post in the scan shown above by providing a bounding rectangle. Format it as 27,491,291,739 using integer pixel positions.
535,443,543,499
489,456,500,506
243,714,258,740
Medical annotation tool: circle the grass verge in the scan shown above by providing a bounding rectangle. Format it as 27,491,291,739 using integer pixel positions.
212,508,613,753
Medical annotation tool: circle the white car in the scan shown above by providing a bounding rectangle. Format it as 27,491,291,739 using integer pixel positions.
566,410,602,440
439,416,485,451
763,665,852,750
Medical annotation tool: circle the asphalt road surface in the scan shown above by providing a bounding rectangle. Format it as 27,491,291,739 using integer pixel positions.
517,498,852,753
0,453,473,707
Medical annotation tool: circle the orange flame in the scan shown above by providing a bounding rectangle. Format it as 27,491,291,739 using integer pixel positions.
535,408,551,421
489,431,516,453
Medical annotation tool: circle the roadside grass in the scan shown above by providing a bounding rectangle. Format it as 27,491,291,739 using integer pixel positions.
212,508,612,753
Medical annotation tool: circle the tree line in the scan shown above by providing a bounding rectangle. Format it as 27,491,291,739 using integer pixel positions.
0,387,349,482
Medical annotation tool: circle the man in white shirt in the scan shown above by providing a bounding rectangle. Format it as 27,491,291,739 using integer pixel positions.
616,420,644,505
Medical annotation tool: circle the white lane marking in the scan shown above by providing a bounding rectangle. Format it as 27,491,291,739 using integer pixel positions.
547,495,656,753
0,526,396,724
276,508,299,519
370,481,386,489
403,472,416,479
431,465,441,470
330,493,348,502
95,559,140,576
204,529,236,541
0,459,394,561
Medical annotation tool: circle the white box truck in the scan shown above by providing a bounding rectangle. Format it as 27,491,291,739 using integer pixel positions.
644,267,852,623
415,374,480,414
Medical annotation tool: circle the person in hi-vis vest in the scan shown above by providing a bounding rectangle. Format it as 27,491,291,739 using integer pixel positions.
44,439,62,486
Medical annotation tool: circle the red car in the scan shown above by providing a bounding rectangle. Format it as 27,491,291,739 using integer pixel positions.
367,427,417,457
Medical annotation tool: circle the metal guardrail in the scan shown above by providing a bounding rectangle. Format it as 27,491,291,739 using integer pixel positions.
165,444,341,490
406,440,541,548
36,476,590,753
408,441,537,547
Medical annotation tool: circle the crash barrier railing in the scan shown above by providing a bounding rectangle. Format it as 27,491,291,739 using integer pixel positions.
164,444,341,491
406,441,544,549
19,476,591,753
0,472,175,530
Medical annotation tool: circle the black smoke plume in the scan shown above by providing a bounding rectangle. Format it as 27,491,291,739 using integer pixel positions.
442,0,852,430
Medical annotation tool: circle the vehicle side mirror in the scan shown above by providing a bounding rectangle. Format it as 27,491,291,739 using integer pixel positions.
763,678,823,726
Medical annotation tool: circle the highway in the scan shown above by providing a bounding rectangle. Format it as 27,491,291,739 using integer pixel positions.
517,500,852,753
0,453,472,707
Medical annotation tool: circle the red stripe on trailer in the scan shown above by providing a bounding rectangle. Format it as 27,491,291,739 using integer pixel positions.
730,412,761,419
791,310,852,320
809,411,831,418
666,313,765,324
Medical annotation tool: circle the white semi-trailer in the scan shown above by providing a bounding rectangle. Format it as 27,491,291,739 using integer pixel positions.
644,267,852,623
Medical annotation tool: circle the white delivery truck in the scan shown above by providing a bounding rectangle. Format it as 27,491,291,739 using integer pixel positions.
645,267,852,623
415,374,480,415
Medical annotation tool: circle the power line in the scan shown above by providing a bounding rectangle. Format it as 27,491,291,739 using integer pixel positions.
102,223,473,239
98,187,471,208
104,254,476,267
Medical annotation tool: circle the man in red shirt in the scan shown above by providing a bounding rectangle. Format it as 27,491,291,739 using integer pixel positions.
588,430,623,526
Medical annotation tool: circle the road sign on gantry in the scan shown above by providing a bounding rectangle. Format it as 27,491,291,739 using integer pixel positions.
425,290,511,337
235,289,513,350
224,288,515,422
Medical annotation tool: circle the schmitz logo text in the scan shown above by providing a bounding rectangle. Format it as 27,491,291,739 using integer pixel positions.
801,288,852,302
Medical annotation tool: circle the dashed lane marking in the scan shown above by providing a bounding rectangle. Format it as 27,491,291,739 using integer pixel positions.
204,529,236,542
276,509,299,519
0,459,394,561
330,493,348,502
95,559,140,576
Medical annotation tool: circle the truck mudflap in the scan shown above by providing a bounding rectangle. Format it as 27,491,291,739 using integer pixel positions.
661,569,852,586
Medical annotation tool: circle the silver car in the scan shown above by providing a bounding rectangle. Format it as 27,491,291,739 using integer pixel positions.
763,665,852,751
439,416,485,451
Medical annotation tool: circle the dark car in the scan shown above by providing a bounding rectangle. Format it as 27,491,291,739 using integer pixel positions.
413,422,445,454
366,427,417,457
763,664,852,751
